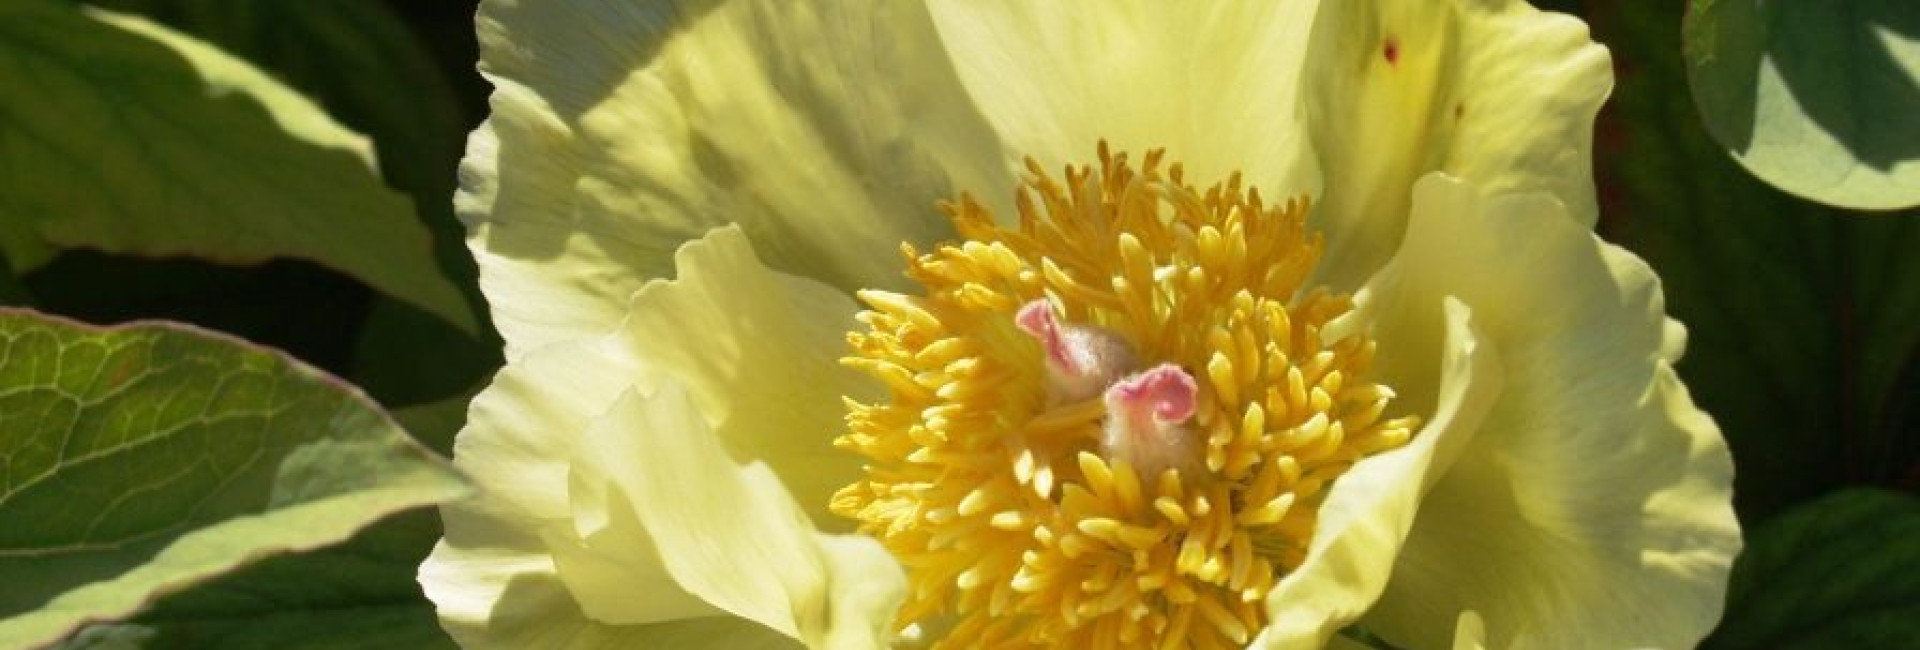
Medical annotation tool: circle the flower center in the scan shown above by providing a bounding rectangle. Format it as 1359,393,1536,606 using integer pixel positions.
831,144,1418,650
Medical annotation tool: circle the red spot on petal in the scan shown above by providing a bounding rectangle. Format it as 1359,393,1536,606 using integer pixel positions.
1383,37,1400,65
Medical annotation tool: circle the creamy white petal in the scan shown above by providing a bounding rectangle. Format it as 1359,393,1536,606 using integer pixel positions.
465,0,1008,357
424,227,901,647
1306,0,1612,289
420,541,797,649
546,477,716,626
612,226,873,529
926,0,1321,212
585,384,904,649
1355,175,1739,650
1253,299,1504,650
419,323,715,645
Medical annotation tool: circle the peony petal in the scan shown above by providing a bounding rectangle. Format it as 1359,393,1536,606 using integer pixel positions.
614,226,873,530
420,541,797,649
1355,175,1739,649
464,0,1009,357
1253,299,1504,650
419,322,718,644
424,226,900,647
545,480,716,626
586,384,905,649
1306,0,1611,290
926,0,1321,208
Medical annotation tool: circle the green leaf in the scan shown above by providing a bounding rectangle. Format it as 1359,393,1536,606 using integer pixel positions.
0,309,468,650
125,510,455,650
1684,0,1920,210
391,390,477,456
48,625,150,650
0,0,476,334
98,388,482,649
1703,489,1920,649
351,302,498,410
1598,0,1920,523
48,0,500,408
81,0,470,232
0,252,29,307
73,0,500,408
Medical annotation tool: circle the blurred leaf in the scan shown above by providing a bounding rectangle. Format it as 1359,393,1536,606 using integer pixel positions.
352,301,497,409
1598,1,1920,521
23,255,370,377
0,309,467,650
47,625,151,650
0,0,475,334
0,253,29,307
75,0,501,407
1683,0,1920,210
1702,489,1920,649
391,389,477,456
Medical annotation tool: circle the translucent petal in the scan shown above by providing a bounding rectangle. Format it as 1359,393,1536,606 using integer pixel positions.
420,542,798,649
1252,299,1504,650
464,0,1008,357
1355,175,1739,649
926,0,1320,211
614,226,873,529
423,227,900,647
586,384,903,649
1306,0,1611,289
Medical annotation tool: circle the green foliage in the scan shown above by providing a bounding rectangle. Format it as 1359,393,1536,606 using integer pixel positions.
0,0,475,334
1598,0,1920,524
0,309,467,650
1683,0,1920,210
121,510,457,650
73,0,502,407
0,256,28,307
1703,489,1920,649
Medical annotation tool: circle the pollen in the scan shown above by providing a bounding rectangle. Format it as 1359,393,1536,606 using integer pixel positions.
831,144,1419,650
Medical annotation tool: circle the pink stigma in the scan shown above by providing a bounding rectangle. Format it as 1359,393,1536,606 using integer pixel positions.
1016,299,1079,375
1106,364,1198,424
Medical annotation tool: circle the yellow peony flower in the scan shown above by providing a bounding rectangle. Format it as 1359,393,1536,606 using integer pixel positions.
420,1,1742,649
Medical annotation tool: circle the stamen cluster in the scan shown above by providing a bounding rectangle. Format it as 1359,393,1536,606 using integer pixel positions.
832,145,1417,650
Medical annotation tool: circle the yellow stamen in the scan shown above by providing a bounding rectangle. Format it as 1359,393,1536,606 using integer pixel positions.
832,143,1419,650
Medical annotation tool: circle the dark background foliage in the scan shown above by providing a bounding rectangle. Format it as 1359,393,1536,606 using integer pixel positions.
2,1,1913,648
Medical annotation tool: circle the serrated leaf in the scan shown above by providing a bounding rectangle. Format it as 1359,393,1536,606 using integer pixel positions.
0,309,468,650
0,0,476,333
1598,0,1920,522
1684,0,1920,210
1703,489,1920,649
